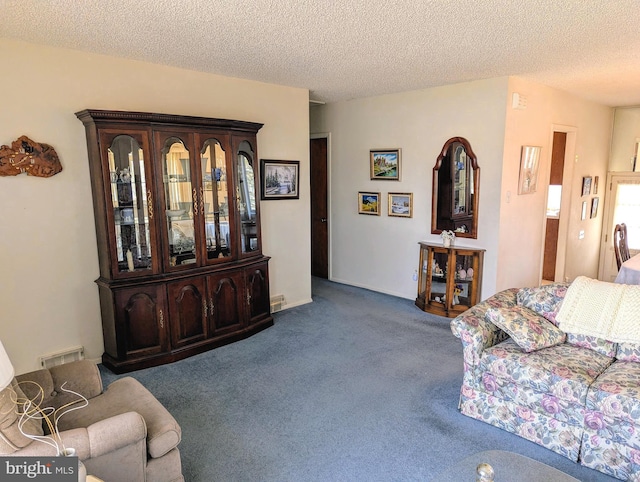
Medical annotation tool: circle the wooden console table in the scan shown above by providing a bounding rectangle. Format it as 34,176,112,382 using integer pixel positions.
415,242,484,318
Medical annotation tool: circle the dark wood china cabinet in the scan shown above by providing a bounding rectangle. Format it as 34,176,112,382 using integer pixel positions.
76,110,272,373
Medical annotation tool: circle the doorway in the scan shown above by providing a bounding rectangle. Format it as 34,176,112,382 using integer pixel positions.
598,172,640,281
542,132,566,282
540,126,577,284
310,135,329,278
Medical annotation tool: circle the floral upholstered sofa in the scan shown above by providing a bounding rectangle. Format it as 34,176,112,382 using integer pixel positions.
450,279,640,481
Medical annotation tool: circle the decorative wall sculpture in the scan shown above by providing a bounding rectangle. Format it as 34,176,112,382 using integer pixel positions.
0,135,62,177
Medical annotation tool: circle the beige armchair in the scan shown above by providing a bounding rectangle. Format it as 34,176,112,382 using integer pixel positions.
0,360,183,482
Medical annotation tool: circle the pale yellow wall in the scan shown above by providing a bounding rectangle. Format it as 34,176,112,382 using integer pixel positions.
497,77,612,290
610,107,640,171
0,38,311,374
311,78,509,300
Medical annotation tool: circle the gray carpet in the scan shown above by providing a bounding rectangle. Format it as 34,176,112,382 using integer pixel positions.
100,278,617,481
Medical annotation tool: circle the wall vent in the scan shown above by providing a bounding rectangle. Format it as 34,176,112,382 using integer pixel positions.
270,294,285,313
39,346,85,369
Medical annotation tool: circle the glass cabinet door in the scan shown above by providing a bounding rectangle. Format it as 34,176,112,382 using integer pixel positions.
105,133,155,276
236,140,260,255
451,250,478,310
200,137,233,262
427,247,449,305
159,134,197,269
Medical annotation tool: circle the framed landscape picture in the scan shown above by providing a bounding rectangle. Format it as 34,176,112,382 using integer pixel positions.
260,159,299,200
358,191,380,215
388,192,413,217
370,149,401,180
591,197,599,218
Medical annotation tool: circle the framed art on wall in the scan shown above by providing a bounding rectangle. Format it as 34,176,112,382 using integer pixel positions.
582,176,592,196
370,149,401,180
260,159,299,200
358,191,380,215
518,146,541,194
591,197,599,218
388,192,413,217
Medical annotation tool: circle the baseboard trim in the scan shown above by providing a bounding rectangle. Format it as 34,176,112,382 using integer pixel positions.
328,277,413,301
277,297,313,311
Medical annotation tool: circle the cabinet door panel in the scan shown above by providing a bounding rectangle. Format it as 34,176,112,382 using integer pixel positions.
208,271,244,336
233,135,261,257
155,131,199,271
100,130,159,278
246,263,270,324
167,277,207,348
196,133,236,264
449,249,483,315
114,286,168,359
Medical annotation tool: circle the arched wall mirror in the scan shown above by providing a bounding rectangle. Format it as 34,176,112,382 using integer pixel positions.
431,137,480,239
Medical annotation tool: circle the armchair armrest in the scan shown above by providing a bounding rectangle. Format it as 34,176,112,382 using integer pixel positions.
450,288,518,368
16,360,103,411
13,412,146,460
86,412,147,458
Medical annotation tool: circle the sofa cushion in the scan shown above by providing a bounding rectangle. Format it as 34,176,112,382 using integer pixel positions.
615,342,640,362
585,360,640,426
481,338,614,406
566,333,617,358
485,305,566,353
0,380,45,454
517,283,569,325
476,340,585,427
517,283,617,357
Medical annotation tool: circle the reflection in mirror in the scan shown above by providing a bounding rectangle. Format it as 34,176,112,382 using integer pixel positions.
237,140,259,253
201,139,231,260
161,137,196,266
432,137,480,239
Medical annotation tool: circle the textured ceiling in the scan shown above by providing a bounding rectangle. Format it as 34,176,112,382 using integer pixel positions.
2,0,640,106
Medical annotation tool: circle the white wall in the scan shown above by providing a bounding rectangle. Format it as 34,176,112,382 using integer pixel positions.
311,78,509,300
311,76,613,301
610,107,640,172
0,39,311,374
498,77,612,290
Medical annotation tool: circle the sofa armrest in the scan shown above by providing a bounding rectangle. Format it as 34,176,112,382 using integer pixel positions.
16,360,103,411
450,288,518,368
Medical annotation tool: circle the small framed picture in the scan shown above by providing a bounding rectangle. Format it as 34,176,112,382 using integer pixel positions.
358,191,380,215
370,149,401,180
260,160,299,200
388,192,413,218
593,175,599,194
581,201,588,220
582,176,592,197
518,146,541,195
591,197,599,218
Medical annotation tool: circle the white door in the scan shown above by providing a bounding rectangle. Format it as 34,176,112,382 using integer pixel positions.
598,172,640,281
